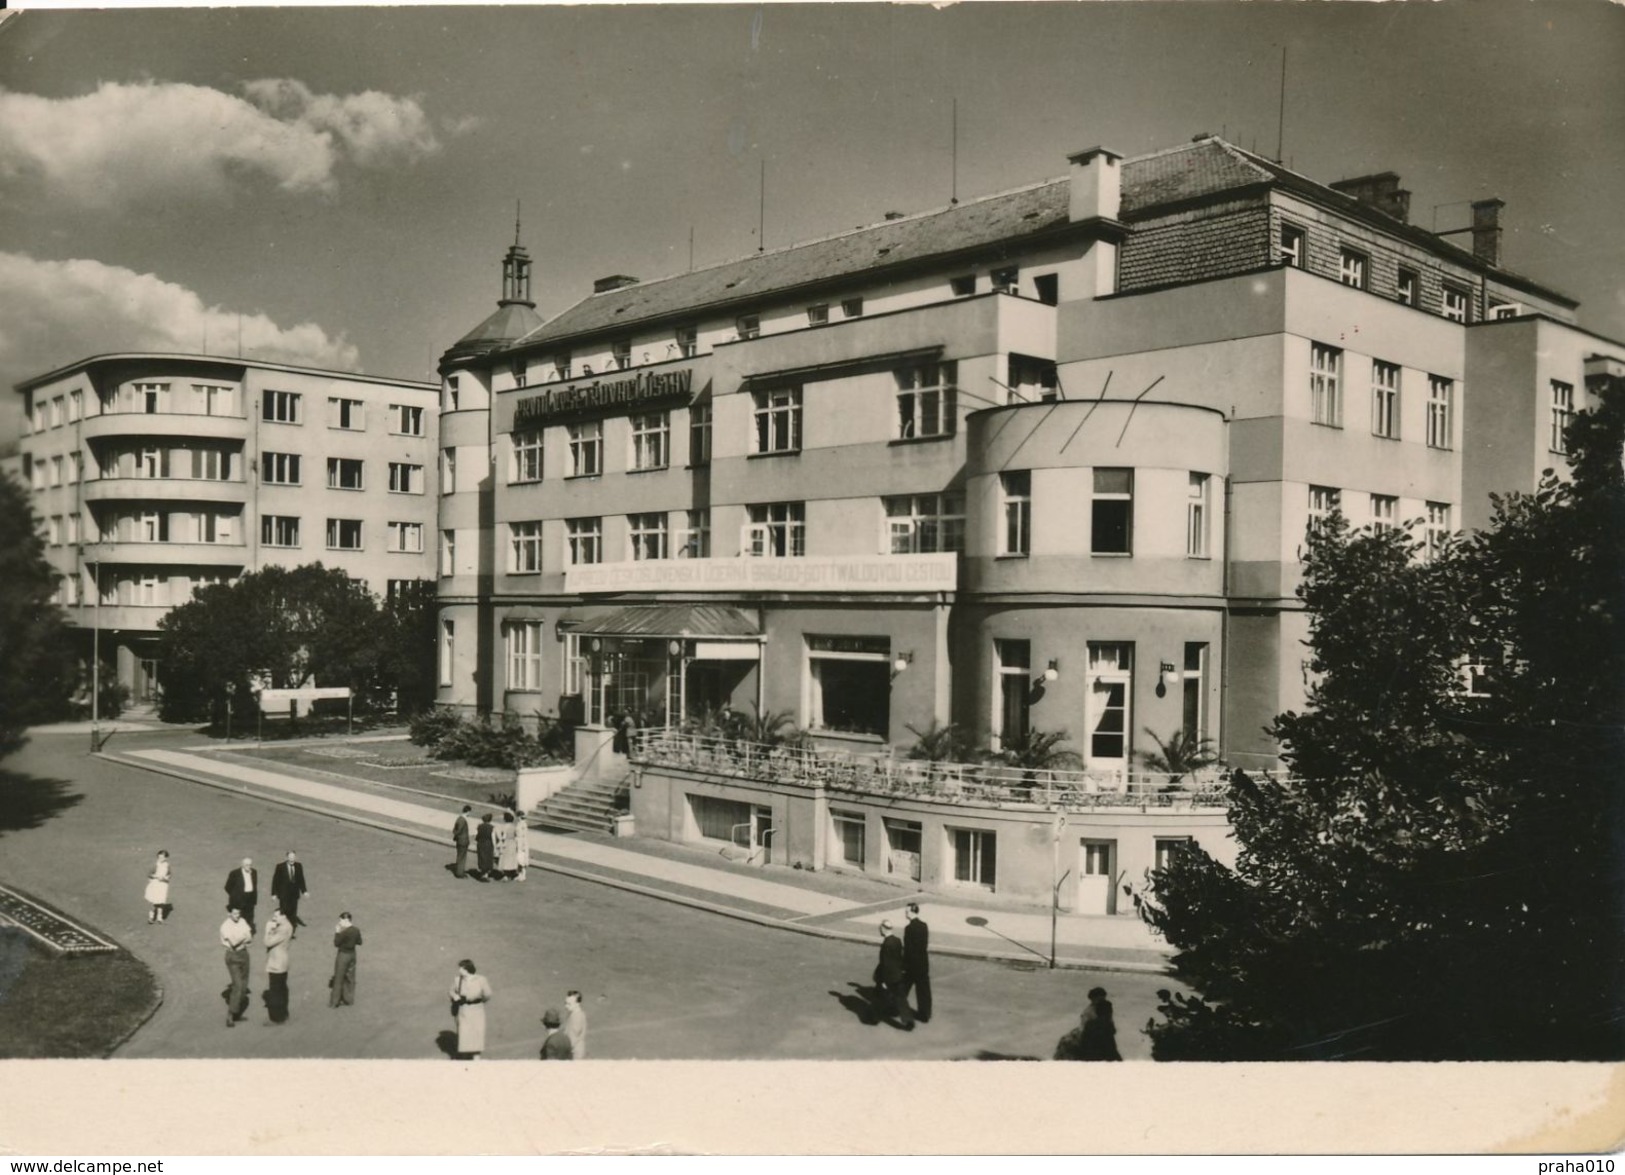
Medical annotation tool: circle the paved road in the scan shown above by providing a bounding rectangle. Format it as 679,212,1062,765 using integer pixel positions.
0,731,1177,1060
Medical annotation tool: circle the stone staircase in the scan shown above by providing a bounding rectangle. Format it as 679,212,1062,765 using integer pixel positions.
529,768,629,836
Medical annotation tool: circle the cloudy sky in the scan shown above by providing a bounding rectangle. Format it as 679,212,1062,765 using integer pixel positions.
1,2,1621,449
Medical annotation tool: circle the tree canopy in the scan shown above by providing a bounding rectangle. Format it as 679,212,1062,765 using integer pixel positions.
1139,377,1625,1061
0,471,76,756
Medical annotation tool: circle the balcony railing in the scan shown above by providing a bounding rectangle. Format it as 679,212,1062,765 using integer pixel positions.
630,729,1252,812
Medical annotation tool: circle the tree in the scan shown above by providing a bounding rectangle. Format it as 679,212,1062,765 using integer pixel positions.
157,563,394,723
1139,378,1625,1061
378,579,440,716
0,471,76,756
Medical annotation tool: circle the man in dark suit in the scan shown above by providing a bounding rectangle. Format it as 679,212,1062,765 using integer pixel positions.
874,919,913,1029
901,901,932,1024
270,851,310,933
224,858,260,933
452,805,471,878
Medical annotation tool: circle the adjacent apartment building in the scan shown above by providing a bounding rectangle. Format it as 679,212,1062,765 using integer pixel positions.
16,355,439,702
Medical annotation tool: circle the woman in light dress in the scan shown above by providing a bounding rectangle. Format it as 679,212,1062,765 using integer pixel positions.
144,850,171,924
496,810,519,880
512,810,529,882
450,959,493,1059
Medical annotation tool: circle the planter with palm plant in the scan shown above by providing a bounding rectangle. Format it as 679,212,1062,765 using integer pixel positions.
1136,727,1219,792
982,728,1083,799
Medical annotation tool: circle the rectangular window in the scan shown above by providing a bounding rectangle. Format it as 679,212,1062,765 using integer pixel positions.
138,510,168,542
1155,837,1195,873
675,326,697,358
1397,268,1419,308
48,456,62,487
29,398,44,434
1370,494,1398,534
995,639,1031,749
688,403,712,467
67,453,81,484
67,390,82,422
1427,376,1454,449
328,397,364,430
197,510,232,544
831,811,866,868
137,446,163,479
65,514,80,545
326,518,363,551
327,457,364,490
444,376,460,412
805,635,892,736
511,430,544,483
612,339,632,370
1371,360,1401,439
509,520,542,573
745,502,805,558
884,493,965,554
554,353,572,381
440,448,457,494
629,513,669,561
49,398,63,428
262,452,301,485
1308,485,1341,536
566,517,603,566
752,388,802,454
736,314,760,341
391,404,425,436
135,382,166,414
387,521,424,553
1338,248,1367,290
136,574,164,606
440,529,456,576
678,508,711,559
1278,223,1305,268
1442,284,1470,323
1425,502,1452,562
1550,381,1575,454
1091,468,1133,555
806,304,829,327
950,828,996,889
1310,342,1343,426
1186,473,1210,558
950,275,976,296
439,620,454,686
1182,642,1208,744
512,359,528,388
263,390,301,423
506,621,545,691
691,795,754,843
883,818,922,881
190,449,226,481
1034,273,1060,306
841,297,864,319
261,515,300,547
630,412,670,471
388,462,424,494
1085,642,1133,768
46,516,60,545
567,421,602,477
895,362,957,439
1000,471,1031,556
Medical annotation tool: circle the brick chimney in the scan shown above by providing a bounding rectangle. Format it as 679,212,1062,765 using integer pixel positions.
1471,199,1505,268
1067,146,1122,223
1329,172,1411,224
593,274,640,293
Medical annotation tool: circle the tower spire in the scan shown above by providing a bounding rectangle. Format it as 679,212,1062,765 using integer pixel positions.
500,204,534,308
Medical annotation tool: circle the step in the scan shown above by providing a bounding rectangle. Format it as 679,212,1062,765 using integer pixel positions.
532,811,613,835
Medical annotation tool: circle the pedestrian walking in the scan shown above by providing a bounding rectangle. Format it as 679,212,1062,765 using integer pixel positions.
263,906,292,1024
144,850,171,925
513,810,530,882
562,989,587,1059
901,901,932,1024
474,813,495,881
224,857,260,932
539,1008,574,1059
450,959,492,1059
329,911,362,1007
874,919,913,1029
220,906,253,1027
452,805,471,878
270,851,310,934
1077,987,1123,1060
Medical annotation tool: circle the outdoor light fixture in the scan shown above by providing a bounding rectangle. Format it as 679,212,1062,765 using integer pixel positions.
1156,660,1179,697
890,650,914,680
1031,659,1060,693
668,639,683,657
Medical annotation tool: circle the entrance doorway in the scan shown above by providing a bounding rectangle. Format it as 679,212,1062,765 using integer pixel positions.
1078,838,1117,915
753,805,775,864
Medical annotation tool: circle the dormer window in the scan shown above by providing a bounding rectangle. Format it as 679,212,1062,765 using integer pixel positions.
737,314,760,341
950,275,976,297
1338,248,1367,291
991,267,1019,293
1442,284,1470,324
676,326,698,358
1034,274,1059,306
555,352,572,381
612,340,632,370
1396,268,1418,308
1278,223,1305,269
841,297,864,319
806,304,829,327
513,359,528,388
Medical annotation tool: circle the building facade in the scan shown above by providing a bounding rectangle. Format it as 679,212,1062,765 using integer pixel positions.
16,354,439,701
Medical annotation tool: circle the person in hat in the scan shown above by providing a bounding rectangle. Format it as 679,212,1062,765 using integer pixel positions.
874,919,912,1029
901,900,932,1024
474,814,496,882
539,1007,574,1060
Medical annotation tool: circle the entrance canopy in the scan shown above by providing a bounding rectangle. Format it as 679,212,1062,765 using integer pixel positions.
565,604,760,641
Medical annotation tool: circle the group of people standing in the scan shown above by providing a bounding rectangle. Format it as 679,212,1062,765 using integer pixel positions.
451,806,530,882
449,960,587,1061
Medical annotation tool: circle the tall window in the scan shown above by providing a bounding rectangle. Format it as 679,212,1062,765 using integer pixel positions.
326,518,363,550
1091,468,1134,555
612,339,632,370
949,828,997,889
1338,248,1367,290
1371,360,1401,439
1278,223,1305,268
328,397,364,429
48,456,62,486
263,390,301,423
629,513,669,560
262,452,301,485
66,513,79,544
1442,284,1470,323
261,515,300,547
1308,485,1341,536
327,458,364,490
67,390,82,422
509,520,543,573
444,376,461,412
630,412,670,471
994,639,1030,750
388,462,424,494
440,448,457,493
567,421,602,477
675,326,698,358
439,530,456,576
1085,642,1133,770
1182,643,1208,744
566,517,602,565
135,382,166,413
67,453,81,484
831,811,866,868
752,388,801,454
1427,376,1454,449
1310,342,1343,426
387,521,424,553
511,429,544,483
1396,268,1419,308
439,620,454,686
745,502,805,557
688,403,712,467
1000,471,1031,556
1550,381,1575,454
678,509,711,558
895,362,957,439
189,449,226,480
506,621,544,690
1425,502,1452,562
391,404,424,436
1186,473,1210,558
1369,494,1397,534
884,494,965,554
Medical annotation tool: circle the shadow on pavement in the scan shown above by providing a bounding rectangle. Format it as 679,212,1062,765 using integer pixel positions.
0,771,83,837
829,983,881,1026
435,1029,461,1059
955,1050,1041,1062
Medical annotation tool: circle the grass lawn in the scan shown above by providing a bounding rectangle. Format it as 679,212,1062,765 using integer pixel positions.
231,742,521,810
0,926,160,1058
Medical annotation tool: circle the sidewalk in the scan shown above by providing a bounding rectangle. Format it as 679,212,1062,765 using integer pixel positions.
105,741,1174,974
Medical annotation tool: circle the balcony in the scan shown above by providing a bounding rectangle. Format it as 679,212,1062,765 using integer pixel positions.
82,542,248,567
563,551,958,596
80,413,248,443
63,603,175,632
83,477,250,505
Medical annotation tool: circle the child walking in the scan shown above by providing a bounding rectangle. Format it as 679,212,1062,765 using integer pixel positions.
144,850,171,924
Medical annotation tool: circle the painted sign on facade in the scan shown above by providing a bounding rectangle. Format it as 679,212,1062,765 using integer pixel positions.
513,367,694,424
564,553,958,595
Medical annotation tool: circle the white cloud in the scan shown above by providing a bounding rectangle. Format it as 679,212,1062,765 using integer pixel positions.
0,251,360,394
0,79,449,208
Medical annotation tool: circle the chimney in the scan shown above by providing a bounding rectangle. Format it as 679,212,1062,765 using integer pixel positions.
593,274,640,293
1471,199,1505,268
1329,172,1411,224
1066,146,1122,223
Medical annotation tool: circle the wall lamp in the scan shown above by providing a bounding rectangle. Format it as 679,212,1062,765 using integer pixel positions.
891,650,914,680
1032,659,1060,691
1156,660,1179,697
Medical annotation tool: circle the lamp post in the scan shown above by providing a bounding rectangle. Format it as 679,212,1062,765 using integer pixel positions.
89,555,101,754
1050,805,1070,969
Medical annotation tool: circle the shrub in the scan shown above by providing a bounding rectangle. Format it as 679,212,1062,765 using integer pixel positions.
409,707,464,749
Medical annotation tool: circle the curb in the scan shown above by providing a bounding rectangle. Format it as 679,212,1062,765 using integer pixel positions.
101,751,1172,976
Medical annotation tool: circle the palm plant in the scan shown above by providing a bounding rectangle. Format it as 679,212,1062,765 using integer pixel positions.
1136,727,1219,784
904,719,974,763
987,727,1084,771
726,703,807,749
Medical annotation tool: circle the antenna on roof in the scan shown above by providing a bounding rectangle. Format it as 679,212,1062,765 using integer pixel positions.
515,199,522,246
237,314,243,359
689,225,695,273
951,97,959,206
1275,45,1287,163
758,158,766,253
